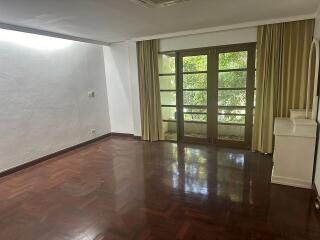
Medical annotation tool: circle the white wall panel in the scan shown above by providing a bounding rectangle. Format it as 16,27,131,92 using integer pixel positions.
0,32,110,173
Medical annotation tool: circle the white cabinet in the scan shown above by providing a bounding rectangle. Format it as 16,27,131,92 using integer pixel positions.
272,117,317,189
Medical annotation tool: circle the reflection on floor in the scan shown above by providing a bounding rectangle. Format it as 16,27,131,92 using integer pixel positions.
0,136,319,239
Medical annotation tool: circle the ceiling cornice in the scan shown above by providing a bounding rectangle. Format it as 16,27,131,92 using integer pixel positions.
131,13,316,42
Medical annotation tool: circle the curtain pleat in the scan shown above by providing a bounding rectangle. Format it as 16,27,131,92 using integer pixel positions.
252,19,315,153
137,40,163,141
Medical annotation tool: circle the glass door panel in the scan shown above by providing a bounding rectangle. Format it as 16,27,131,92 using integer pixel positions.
159,53,177,141
217,107,246,141
180,53,209,142
214,46,255,148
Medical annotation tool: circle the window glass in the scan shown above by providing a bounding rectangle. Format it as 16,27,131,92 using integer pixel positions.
162,121,177,141
218,125,245,141
160,75,176,90
183,55,207,72
218,71,247,88
219,51,247,70
218,108,246,115
184,91,207,106
218,90,246,106
184,123,207,138
183,73,207,89
218,115,245,125
162,107,177,121
184,113,207,122
161,92,176,105
159,54,175,74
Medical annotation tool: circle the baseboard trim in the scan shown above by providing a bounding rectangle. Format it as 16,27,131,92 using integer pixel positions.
111,132,142,140
111,132,134,137
271,175,312,189
0,133,112,178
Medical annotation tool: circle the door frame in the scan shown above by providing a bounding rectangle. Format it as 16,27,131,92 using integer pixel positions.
162,42,256,149
212,43,256,149
177,49,211,143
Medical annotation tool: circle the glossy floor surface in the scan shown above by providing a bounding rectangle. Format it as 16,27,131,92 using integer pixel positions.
0,136,319,240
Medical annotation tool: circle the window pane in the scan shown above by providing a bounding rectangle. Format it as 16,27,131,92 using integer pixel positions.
218,108,246,115
184,91,207,106
219,51,248,70
159,54,175,74
218,115,245,124
183,108,207,114
162,121,177,141
160,75,176,90
183,73,207,89
218,71,247,88
162,107,176,121
161,92,176,105
183,55,207,72
184,123,207,138
218,125,245,141
184,113,207,122
218,90,246,106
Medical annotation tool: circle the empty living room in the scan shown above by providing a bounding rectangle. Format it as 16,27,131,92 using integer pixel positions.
1,0,320,239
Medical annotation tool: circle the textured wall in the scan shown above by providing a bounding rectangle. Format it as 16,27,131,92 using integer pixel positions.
0,35,110,173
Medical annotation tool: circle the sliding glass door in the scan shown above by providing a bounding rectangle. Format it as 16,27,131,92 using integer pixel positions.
159,43,256,149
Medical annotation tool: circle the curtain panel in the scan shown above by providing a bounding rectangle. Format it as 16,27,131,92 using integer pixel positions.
252,19,315,153
137,39,163,141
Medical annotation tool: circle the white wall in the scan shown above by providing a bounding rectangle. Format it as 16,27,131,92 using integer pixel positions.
103,41,141,136
160,27,257,52
314,14,320,192
0,31,110,173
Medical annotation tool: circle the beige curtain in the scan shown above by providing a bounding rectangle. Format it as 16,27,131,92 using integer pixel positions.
252,19,315,153
137,39,163,141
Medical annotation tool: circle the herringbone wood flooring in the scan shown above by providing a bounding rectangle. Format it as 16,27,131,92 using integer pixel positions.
0,136,319,239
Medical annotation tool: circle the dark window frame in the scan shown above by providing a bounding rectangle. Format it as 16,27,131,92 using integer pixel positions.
159,43,256,148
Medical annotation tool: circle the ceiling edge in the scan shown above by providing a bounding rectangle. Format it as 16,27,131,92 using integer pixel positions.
131,13,316,42
0,22,111,46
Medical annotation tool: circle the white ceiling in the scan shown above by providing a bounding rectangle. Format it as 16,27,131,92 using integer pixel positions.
0,0,318,43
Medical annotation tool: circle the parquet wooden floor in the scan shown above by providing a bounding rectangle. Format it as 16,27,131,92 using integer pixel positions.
0,136,319,239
